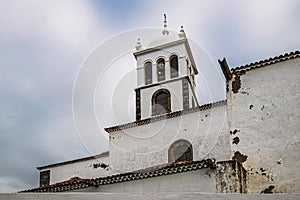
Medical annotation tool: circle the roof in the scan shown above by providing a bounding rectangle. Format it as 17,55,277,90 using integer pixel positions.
22,159,216,193
37,151,109,170
218,58,232,80
147,32,181,48
218,50,300,79
6,193,300,200
105,100,227,133
232,50,300,74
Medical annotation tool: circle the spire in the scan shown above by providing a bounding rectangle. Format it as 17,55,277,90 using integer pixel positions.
162,14,169,35
179,25,186,38
135,38,142,51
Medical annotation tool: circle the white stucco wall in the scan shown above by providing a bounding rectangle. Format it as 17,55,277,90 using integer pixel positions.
78,168,217,194
40,154,115,185
109,105,231,172
227,58,300,193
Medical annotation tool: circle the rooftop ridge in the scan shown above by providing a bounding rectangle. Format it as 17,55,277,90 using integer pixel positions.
105,100,227,133
231,50,300,73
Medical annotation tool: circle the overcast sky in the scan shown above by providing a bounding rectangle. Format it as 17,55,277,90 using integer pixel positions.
0,0,299,193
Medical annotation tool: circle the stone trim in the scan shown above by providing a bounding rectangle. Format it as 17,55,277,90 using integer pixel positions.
218,58,232,80
133,38,186,57
135,76,186,91
135,90,141,120
182,78,189,110
105,100,227,133
37,152,109,170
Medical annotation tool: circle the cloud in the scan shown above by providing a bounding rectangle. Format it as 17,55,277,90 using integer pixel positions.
0,0,109,48
0,0,111,192
235,0,300,57
133,0,300,65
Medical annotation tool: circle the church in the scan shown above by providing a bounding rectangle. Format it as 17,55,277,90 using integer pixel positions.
23,16,300,194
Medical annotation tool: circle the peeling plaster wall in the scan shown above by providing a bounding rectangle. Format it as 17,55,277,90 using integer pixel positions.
41,155,115,185
227,58,300,193
109,105,231,173
216,161,247,193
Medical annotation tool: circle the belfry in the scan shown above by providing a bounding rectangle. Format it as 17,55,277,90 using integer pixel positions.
133,14,199,120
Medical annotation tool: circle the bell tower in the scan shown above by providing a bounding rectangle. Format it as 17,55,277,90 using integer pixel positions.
133,15,199,120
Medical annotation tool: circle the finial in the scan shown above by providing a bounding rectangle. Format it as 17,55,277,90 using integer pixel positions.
180,25,184,32
162,14,169,35
135,38,142,51
179,25,186,38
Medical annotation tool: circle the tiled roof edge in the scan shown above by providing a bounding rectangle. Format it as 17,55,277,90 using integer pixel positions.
105,100,227,133
22,159,216,193
231,50,300,73
92,159,216,187
21,178,92,193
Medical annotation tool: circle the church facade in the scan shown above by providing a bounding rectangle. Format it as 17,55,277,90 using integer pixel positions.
24,16,300,194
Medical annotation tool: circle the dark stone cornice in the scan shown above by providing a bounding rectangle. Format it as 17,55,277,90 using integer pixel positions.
104,100,227,133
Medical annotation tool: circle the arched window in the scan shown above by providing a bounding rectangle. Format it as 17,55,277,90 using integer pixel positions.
157,58,165,82
168,140,193,163
170,55,178,78
152,89,171,116
144,61,152,85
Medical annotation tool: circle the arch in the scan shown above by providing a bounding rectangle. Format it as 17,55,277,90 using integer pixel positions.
168,139,193,163
156,58,165,81
170,55,179,78
152,89,171,116
144,61,152,85
154,56,167,63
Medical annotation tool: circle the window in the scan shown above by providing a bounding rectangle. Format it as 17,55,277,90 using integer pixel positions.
168,140,193,163
170,55,179,78
40,170,50,187
157,58,165,81
144,61,152,85
152,89,171,116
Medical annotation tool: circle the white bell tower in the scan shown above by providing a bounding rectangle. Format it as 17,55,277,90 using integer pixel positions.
133,15,199,120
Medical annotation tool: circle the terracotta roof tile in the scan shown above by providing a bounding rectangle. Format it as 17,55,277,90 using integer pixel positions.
231,50,299,74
